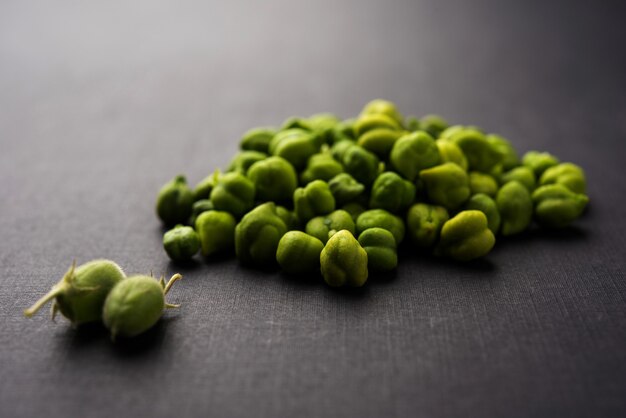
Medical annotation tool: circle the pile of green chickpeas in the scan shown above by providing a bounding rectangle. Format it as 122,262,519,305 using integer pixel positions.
156,100,589,287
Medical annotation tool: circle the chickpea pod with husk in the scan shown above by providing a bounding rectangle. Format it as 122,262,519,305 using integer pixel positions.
24,259,126,326
103,273,182,340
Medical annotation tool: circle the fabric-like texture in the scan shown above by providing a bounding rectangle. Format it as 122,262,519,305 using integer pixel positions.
1,1,625,417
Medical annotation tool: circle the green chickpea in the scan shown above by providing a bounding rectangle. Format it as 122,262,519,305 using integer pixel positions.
103,273,182,340
342,202,367,222
436,210,496,261
436,140,469,171
439,125,466,141
276,231,324,274
532,184,589,228
276,206,300,231
163,225,200,262
496,180,533,236
357,129,405,160
328,173,365,206
359,99,404,125
227,151,268,175
247,156,297,202
406,203,449,248
420,114,449,138
294,180,336,223
390,131,440,181
320,230,368,287
464,193,501,234
330,139,355,161
193,170,221,201
195,210,237,256
300,153,344,184
269,128,322,170
451,129,503,173
354,114,401,137
486,134,519,170
500,166,536,192
404,116,420,131
468,171,499,197
539,162,586,194
329,119,356,144
369,172,416,213
358,228,398,272
522,151,559,177
240,127,276,153
356,209,405,245
156,175,194,226
235,202,288,266
342,144,380,187
419,162,471,210
210,172,255,218
305,210,355,244
24,259,126,325
188,199,214,226
281,116,313,131
308,113,340,144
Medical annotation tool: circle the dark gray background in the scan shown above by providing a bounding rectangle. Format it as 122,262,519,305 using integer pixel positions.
1,1,625,417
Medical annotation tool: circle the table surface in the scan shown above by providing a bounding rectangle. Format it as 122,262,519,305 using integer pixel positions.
1,1,625,417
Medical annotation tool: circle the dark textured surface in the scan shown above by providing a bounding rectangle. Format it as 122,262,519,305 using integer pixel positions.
1,1,625,417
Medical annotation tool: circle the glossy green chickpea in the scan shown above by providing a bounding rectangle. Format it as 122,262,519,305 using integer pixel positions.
436,140,468,171
188,199,214,226
300,153,344,184
468,171,499,197
465,193,501,234
486,134,519,170
163,225,200,262
406,203,449,248
269,128,322,170
539,163,586,194
320,230,368,287
356,209,405,245
328,173,365,206
532,184,589,228
227,151,268,175
103,273,182,340
439,125,466,141
235,202,288,266
496,180,533,236
195,210,237,256
420,114,449,138
247,156,297,202
294,180,336,223
210,172,255,218
24,259,126,325
276,231,324,274
359,99,404,125
419,163,470,210
436,210,495,261
390,131,440,181
500,166,536,192
193,170,221,201
451,129,503,173
522,151,559,177
308,113,340,143
341,144,380,187
358,228,397,271
156,175,194,226
357,129,405,160
305,209,355,244
240,127,276,153
369,172,416,213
